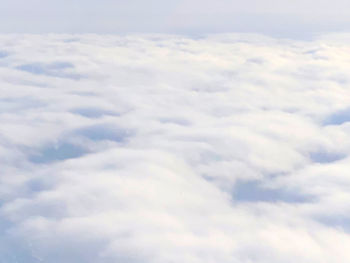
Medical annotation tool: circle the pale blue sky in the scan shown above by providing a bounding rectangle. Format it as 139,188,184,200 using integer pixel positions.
1,0,350,37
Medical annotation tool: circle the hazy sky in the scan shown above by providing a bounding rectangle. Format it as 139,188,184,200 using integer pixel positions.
1,0,350,37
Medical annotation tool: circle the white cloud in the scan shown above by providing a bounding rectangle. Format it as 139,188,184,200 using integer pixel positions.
1,34,350,262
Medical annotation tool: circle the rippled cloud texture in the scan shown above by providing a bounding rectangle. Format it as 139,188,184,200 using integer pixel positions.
1,34,350,262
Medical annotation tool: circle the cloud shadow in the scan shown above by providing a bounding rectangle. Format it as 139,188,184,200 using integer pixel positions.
74,124,131,142
233,180,312,203
309,151,345,164
29,143,88,164
70,108,117,119
16,62,82,80
0,51,9,58
324,107,350,125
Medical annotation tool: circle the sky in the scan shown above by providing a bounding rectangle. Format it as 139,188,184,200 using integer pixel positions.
1,1,350,263
1,0,350,37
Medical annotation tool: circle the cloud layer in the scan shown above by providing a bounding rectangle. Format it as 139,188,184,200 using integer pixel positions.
1,34,350,262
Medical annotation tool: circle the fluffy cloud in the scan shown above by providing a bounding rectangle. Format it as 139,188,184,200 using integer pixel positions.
1,34,350,263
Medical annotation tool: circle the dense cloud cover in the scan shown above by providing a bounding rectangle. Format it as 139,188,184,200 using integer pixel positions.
1,34,350,262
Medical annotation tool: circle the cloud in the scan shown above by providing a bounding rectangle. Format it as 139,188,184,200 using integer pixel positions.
16,62,81,80
1,33,350,262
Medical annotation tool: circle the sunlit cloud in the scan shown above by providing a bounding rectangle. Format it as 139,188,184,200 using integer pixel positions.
1,34,350,262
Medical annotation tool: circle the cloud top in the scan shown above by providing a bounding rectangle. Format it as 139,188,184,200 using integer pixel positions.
1,34,350,262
